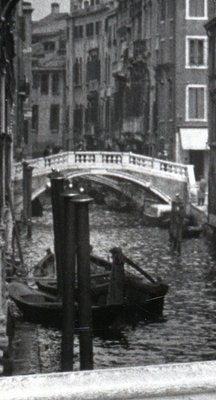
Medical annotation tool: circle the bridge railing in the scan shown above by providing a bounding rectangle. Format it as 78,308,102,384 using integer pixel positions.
14,152,189,181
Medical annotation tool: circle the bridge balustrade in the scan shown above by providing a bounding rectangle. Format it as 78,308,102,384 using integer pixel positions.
13,152,190,185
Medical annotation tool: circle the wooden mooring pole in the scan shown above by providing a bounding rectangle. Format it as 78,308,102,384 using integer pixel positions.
72,194,94,371
61,193,77,372
169,195,185,254
26,165,33,239
22,161,34,239
49,173,65,296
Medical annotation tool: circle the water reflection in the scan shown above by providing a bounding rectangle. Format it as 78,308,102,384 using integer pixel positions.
11,204,216,374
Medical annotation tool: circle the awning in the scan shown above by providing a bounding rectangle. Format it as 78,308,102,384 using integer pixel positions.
179,128,209,150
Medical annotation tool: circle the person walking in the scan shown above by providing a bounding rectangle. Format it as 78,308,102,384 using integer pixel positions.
198,176,206,206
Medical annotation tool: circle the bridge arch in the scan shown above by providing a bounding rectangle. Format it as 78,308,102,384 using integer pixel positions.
66,170,171,204
16,169,171,216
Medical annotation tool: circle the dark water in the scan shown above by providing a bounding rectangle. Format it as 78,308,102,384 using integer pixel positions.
11,204,216,374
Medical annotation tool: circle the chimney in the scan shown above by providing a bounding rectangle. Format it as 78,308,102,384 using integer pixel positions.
51,2,60,14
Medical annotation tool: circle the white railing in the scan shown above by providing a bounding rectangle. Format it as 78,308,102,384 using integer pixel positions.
14,152,189,182
1,361,216,399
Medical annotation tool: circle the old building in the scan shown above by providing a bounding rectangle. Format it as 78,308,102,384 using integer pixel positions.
31,3,68,156
0,0,24,375
17,0,211,173
14,1,33,160
205,1,216,228
112,0,210,175
171,0,209,180
67,0,115,150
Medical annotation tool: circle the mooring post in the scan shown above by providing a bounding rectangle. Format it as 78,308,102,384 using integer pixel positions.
49,173,65,296
107,247,125,306
26,164,33,239
169,195,184,254
61,193,77,372
22,161,27,224
72,194,94,371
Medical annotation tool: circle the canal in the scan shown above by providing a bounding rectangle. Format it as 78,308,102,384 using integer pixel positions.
10,202,216,375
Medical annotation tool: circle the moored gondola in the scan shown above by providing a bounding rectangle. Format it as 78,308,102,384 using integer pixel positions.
8,250,169,328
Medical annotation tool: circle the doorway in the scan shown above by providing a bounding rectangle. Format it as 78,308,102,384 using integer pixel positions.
189,150,204,181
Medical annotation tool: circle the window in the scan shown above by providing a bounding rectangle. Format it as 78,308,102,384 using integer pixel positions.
186,36,208,68
73,58,82,85
43,41,55,51
186,85,207,121
41,74,49,95
50,104,60,131
59,39,66,53
32,105,39,132
160,39,165,64
32,73,39,89
74,105,83,133
74,25,83,39
19,16,26,42
86,51,101,82
86,23,94,37
52,73,59,95
186,0,207,19
160,0,166,21
95,21,100,35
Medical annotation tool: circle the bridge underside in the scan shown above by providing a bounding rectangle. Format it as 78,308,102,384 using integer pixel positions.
14,167,188,217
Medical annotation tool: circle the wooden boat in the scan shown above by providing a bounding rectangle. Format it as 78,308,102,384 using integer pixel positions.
182,224,203,239
143,204,171,228
8,281,124,329
8,251,169,328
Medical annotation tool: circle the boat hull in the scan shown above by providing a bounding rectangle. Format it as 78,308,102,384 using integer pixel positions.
9,280,168,329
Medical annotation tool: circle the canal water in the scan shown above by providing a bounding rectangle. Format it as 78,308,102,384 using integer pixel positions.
10,203,216,375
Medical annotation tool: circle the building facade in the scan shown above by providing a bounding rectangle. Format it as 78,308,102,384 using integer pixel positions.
174,0,209,181
111,0,210,176
31,3,68,156
67,0,115,150
205,1,216,228
14,1,33,160
0,0,25,375
23,0,211,177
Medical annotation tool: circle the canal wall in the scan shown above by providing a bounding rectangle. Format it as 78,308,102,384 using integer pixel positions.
0,238,12,376
1,360,216,399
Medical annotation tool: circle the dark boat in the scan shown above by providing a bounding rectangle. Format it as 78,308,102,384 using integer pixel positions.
143,205,203,238
8,251,169,328
182,224,203,239
8,281,124,329
143,204,171,228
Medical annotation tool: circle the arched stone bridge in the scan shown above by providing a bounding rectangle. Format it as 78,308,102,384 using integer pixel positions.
13,151,196,215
